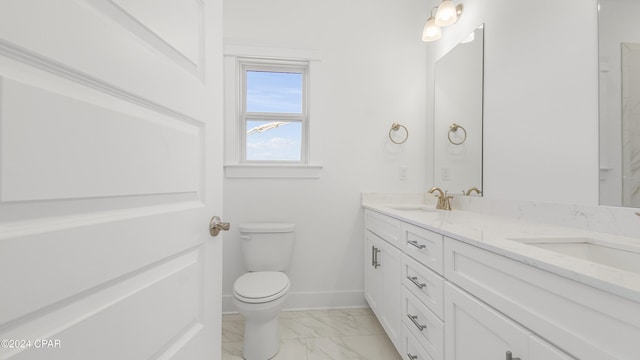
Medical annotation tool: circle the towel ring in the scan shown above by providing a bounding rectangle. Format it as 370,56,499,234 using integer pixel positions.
448,123,467,145
389,122,408,144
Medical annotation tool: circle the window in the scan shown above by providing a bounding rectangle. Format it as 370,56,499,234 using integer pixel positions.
223,45,322,178
240,60,308,163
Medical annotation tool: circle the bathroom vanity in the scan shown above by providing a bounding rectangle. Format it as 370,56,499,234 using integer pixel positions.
362,195,640,360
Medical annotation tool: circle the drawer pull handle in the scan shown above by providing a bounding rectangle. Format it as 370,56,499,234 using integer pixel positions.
506,351,521,360
407,276,426,289
407,314,426,331
407,240,426,249
407,353,418,360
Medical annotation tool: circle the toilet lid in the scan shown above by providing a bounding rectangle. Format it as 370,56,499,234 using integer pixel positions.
233,272,290,304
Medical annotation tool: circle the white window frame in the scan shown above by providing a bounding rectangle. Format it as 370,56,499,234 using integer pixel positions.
223,43,323,179
239,59,308,164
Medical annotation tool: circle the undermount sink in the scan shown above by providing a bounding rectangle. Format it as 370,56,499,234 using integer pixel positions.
386,204,436,212
508,237,640,274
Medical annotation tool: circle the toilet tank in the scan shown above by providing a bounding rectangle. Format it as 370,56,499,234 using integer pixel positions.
239,223,295,272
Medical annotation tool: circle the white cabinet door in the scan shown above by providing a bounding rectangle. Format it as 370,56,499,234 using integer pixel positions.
364,230,402,352
365,230,381,311
0,1,223,359
445,283,528,360
378,236,402,351
445,283,576,360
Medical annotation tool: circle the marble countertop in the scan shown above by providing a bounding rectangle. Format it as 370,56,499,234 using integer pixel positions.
362,199,640,304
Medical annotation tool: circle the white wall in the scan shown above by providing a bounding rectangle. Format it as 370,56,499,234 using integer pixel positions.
222,0,428,311
425,0,600,204
222,0,603,312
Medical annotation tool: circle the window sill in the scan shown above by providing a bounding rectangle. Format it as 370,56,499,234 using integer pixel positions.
224,164,323,179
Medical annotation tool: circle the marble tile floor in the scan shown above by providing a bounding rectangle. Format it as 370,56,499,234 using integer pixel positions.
222,308,402,360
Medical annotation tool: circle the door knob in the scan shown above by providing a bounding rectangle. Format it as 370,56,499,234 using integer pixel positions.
209,216,230,236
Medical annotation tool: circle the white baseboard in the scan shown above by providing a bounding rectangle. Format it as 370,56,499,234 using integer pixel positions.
222,290,366,314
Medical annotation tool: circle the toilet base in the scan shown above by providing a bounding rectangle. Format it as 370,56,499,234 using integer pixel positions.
242,317,280,360
233,292,289,360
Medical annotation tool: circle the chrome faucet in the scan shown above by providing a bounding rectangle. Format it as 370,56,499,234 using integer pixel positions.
428,187,453,210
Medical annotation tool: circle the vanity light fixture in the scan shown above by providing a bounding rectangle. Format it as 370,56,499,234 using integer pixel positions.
422,1,463,42
435,0,463,26
422,13,442,42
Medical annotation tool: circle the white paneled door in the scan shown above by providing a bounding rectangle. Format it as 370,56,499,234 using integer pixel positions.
0,0,223,359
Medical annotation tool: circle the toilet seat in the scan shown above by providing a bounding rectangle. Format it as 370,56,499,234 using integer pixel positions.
233,271,290,304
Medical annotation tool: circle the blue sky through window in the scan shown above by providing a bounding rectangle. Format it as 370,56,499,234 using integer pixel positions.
246,70,303,161
246,71,302,113
246,121,301,161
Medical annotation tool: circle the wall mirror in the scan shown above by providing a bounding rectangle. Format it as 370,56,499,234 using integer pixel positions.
599,0,640,208
433,25,484,195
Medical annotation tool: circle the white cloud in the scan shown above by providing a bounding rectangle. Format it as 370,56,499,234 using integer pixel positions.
247,137,301,161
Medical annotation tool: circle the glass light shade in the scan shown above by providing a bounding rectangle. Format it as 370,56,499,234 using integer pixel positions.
435,0,458,26
422,17,442,42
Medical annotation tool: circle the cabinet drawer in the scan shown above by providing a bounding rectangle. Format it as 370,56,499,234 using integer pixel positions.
402,222,443,274
445,238,640,360
401,324,434,360
402,286,443,360
365,210,402,248
402,254,444,320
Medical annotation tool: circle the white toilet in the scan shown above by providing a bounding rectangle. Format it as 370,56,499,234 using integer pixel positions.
233,223,295,360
